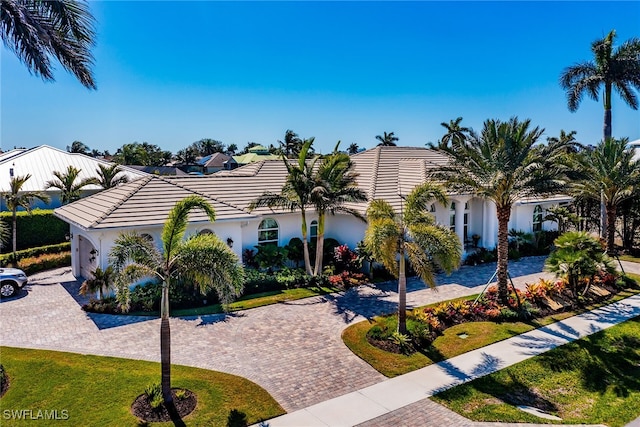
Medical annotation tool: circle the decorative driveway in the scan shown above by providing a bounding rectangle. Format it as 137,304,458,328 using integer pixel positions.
0,256,596,413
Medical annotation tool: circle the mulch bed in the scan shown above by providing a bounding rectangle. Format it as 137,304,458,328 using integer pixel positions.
131,388,197,422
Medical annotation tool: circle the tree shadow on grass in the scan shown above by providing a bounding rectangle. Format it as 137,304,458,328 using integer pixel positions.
536,318,640,398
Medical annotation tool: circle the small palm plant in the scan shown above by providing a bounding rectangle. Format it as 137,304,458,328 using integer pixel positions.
545,231,615,302
79,266,115,300
45,165,98,204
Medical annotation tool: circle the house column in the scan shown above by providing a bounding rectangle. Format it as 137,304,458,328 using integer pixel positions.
454,196,470,246
483,200,498,249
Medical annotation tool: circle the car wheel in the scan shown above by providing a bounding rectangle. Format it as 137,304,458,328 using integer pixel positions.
0,282,17,298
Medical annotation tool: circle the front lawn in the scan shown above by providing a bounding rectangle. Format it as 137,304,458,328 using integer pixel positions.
342,274,640,378
432,316,640,427
0,347,284,426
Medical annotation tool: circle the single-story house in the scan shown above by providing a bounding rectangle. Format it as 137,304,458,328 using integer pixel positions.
0,145,148,211
54,146,569,279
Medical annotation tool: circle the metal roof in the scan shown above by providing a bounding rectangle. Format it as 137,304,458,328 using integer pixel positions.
0,145,148,193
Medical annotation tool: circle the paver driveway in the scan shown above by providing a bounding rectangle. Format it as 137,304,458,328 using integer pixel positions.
0,256,597,413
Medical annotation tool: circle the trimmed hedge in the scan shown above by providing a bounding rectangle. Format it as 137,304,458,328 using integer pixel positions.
0,209,68,250
0,242,71,265
16,252,71,275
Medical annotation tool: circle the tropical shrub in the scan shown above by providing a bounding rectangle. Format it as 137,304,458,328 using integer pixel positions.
0,242,70,265
16,252,71,274
284,237,304,267
333,244,360,273
254,245,288,271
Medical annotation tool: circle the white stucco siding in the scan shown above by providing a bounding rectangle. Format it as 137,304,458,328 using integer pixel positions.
324,214,367,249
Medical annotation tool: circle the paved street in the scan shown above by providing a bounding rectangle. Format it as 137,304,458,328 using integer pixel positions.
1,256,639,425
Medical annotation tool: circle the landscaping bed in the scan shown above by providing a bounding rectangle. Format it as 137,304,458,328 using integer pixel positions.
343,273,640,378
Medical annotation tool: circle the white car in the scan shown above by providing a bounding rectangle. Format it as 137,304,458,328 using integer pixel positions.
0,268,28,298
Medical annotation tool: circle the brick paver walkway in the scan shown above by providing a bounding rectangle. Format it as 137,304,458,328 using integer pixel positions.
3,256,636,426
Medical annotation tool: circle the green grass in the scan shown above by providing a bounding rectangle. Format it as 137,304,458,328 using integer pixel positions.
129,286,339,317
620,254,640,263
432,316,640,427
0,347,284,426
342,274,640,378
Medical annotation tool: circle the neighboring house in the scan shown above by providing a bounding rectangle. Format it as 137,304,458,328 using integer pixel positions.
54,146,567,278
233,145,280,166
197,153,237,174
0,145,148,211
127,165,189,176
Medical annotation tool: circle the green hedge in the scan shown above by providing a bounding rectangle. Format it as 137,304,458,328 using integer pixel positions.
0,209,68,250
17,252,71,275
0,242,71,265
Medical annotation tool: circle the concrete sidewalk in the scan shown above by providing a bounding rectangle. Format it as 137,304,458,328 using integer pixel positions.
261,294,640,427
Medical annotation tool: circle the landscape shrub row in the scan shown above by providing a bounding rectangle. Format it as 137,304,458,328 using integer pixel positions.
0,210,69,250
0,242,71,265
16,252,71,275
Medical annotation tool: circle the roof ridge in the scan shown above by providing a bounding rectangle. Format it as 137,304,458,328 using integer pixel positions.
89,175,154,228
159,176,251,215
368,146,382,199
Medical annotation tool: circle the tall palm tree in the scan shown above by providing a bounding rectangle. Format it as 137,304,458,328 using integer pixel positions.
309,148,368,275
560,30,640,140
439,117,470,147
45,165,98,204
430,117,572,304
573,137,639,252
375,131,399,147
95,164,129,190
1,0,97,89
347,143,360,155
2,175,50,259
365,183,461,333
249,139,317,275
110,195,244,405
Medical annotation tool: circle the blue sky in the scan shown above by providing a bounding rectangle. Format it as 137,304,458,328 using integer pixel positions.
2,1,639,155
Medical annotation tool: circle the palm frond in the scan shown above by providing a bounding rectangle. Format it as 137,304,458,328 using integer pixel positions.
161,195,216,263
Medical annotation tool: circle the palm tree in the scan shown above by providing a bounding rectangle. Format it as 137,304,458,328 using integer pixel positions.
309,149,368,275
45,165,98,204
95,164,129,190
0,0,97,89
573,137,639,252
365,183,461,333
545,231,615,302
430,117,572,304
2,175,50,259
67,140,90,154
279,130,304,158
249,139,317,275
79,266,115,299
560,30,640,140
439,117,470,147
347,143,360,155
110,195,244,405
375,131,399,147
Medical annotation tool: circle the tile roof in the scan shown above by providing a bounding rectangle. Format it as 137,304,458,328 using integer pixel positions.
56,146,540,231
198,152,232,168
54,175,255,230
0,145,148,192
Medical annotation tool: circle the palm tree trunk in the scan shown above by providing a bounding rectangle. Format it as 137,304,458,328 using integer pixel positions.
496,205,511,304
397,245,407,334
606,204,617,253
12,210,17,262
160,281,173,404
313,212,326,276
603,83,612,140
300,211,313,275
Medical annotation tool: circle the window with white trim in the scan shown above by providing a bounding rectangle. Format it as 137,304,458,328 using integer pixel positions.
258,218,279,246
533,205,543,232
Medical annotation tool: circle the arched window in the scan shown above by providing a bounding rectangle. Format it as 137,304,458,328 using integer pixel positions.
310,220,318,242
141,233,154,243
533,205,543,232
198,229,214,235
258,218,279,246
